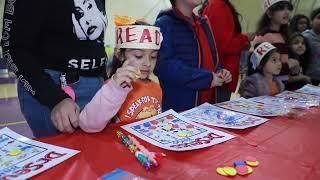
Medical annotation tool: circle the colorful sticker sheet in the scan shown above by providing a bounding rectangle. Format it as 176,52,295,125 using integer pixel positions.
276,91,320,107
121,110,235,151
295,84,320,97
0,127,79,179
181,103,269,129
215,98,285,117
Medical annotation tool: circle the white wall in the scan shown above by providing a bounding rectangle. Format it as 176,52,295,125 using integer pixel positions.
0,0,317,55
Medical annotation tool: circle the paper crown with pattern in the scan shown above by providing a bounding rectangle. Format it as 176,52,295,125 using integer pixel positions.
250,42,277,70
262,0,289,12
114,15,162,50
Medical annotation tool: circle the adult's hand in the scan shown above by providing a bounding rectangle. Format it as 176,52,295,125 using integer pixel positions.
51,98,80,133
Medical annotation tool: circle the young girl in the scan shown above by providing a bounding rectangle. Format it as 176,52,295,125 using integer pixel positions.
239,42,285,98
288,33,311,89
289,14,311,34
79,19,163,133
155,0,232,112
200,0,249,101
253,0,300,88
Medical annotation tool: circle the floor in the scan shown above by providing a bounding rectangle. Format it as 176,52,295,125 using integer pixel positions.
0,71,33,138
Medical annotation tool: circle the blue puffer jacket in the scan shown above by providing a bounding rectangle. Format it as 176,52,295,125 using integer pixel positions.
154,8,218,112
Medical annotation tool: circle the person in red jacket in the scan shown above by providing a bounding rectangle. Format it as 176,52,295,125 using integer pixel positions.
200,0,249,101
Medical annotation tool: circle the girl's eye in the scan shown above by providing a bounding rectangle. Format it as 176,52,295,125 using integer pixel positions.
135,56,143,59
88,3,92,9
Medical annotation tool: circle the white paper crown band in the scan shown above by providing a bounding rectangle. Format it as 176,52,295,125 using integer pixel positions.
251,42,277,69
116,25,162,50
263,0,289,12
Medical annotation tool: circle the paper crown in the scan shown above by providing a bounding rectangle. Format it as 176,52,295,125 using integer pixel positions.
251,42,277,69
262,0,289,12
114,16,162,50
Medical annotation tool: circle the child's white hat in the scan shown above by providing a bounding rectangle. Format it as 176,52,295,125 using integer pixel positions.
116,25,162,50
263,0,289,12
251,42,277,70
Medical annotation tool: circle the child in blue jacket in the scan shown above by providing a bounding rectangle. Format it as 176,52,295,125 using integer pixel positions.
155,0,232,112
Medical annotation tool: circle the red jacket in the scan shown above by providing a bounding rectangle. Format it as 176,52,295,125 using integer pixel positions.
202,0,248,92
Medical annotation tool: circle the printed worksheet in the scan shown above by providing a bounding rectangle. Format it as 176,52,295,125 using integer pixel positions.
121,110,235,151
276,91,320,107
295,84,320,97
181,103,269,129
215,98,285,117
0,127,79,179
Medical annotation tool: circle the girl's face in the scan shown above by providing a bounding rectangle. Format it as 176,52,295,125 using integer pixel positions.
270,8,291,25
263,51,282,76
297,18,309,32
312,13,320,33
180,0,202,8
291,36,306,56
269,2,293,26
124,49,158,80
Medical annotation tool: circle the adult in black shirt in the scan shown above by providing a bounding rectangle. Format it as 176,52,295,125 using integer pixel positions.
1,0,108,137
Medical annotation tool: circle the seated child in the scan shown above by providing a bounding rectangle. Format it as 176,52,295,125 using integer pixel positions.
79,18,163,133
239,42,285,98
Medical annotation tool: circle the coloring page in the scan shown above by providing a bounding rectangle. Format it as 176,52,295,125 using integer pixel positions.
181,103,269,129
215,98,284,117
276,91,320,107
295,84,320,97
0,128,79,179
121,110,235,151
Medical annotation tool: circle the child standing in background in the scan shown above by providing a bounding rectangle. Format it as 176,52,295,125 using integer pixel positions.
79,19,163,133
289,14,311,34
287,32,311,88
200,0,249,101
253,0,301,90
239,42,285,98
155,0,232,112
303,8,320,86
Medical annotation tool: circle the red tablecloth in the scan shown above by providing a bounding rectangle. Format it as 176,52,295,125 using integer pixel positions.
33,107,320,180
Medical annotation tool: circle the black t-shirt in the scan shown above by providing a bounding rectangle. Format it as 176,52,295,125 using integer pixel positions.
1,0,108,110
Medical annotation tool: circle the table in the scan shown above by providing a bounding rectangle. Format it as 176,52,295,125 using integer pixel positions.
34,107,320,180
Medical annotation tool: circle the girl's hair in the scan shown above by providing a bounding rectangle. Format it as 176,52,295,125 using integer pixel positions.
109,21,153,77
289,14,311,34
288,32,311,73
256,1,293,41
247,45,279,75
199,0,242,33
311,7,320,21
170,0,175,6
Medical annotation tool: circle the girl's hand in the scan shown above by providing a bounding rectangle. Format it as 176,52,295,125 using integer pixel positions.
211,72,224,87
113,60,140,88
217,69,232,84
288,58,301,75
